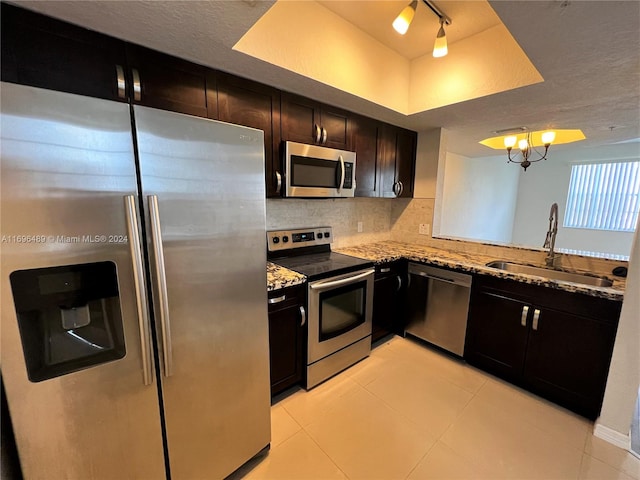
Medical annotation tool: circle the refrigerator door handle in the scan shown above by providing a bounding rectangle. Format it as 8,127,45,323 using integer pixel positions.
148,195,174,377
124,195,154,386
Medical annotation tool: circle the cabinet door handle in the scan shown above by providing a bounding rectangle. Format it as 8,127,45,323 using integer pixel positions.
380,267,391,273
393,182,400,197
132,68,142,101
116,65,126,99
521,305,529,327
299,306,306,326
532,309,541,331
398,181,404,197
275,171,282,194
322,127,328,144
314,124,321,143
268,294,286,304
396,275,402,292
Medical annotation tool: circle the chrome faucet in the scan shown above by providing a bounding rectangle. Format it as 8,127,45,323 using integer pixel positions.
543,202,559,267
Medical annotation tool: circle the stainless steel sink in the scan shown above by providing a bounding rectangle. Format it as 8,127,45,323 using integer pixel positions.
485,261,613,287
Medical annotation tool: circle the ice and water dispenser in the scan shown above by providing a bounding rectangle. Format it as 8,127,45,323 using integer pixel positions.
10,262,126,382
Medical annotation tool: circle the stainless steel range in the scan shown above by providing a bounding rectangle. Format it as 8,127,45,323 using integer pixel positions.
267,227,374,388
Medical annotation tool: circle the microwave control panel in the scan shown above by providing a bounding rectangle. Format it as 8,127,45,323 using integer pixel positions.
343,162,353,188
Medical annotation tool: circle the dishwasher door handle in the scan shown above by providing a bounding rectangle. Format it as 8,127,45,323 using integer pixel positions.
414,271,460,285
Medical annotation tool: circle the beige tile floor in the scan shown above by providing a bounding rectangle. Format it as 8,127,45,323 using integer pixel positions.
234,336,640,480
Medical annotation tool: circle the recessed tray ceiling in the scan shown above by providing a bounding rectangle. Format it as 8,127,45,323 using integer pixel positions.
234,0,543,115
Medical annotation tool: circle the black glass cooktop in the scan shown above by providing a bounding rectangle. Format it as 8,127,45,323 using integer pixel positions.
273,252,373,281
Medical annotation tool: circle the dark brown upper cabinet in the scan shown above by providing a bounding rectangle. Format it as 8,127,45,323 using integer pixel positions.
216,73,282,197
1,3,127,102
2,3,418,200
281,93,351,150
351,115,380,197
377,124,416,198
125,45,211,118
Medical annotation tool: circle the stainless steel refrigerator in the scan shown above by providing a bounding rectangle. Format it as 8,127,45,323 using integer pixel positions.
0,82,271,479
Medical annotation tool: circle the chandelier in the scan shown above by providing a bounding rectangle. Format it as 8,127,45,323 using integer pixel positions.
479,129,587,171
504,130,556,171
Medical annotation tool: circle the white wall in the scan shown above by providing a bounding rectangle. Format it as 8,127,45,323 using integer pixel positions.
437,152,520,243
511,158,635,256
413,128,445,200
596,217,640,446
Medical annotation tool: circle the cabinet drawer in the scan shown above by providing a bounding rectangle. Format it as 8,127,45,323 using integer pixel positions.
268,284,306,312
473,274,621,324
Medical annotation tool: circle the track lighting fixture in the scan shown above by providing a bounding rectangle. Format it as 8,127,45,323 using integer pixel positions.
392,0,451,58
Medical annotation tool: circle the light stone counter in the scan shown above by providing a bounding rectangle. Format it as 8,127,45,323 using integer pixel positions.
336,241,625,301
267,261,306,291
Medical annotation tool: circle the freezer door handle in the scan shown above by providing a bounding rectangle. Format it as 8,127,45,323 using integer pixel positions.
148,195,174,377
124,195,154,386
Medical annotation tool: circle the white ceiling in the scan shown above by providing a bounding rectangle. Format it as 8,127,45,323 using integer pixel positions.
10,0,640,159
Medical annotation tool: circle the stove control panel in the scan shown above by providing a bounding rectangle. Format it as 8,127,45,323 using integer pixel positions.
267,226,332,252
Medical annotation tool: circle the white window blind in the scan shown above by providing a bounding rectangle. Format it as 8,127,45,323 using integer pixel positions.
564,161,640,232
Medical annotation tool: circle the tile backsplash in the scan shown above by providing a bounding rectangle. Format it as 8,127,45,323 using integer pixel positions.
266,198,393,248
266,197,628,276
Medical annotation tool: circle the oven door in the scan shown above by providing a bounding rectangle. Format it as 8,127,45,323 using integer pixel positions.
307,269,374,364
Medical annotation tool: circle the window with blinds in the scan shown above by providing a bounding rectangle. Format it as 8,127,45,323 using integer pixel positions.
564,161,640,232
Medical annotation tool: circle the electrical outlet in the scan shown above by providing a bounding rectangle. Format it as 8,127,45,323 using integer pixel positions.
357,221,363,233
419,223,430,235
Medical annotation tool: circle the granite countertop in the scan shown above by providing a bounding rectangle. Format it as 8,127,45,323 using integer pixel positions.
267,261,306,291
336,241,625,301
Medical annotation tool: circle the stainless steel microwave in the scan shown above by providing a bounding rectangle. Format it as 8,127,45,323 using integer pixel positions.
282,141,356,198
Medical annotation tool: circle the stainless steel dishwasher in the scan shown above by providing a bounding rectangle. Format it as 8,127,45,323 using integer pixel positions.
405,263,472,356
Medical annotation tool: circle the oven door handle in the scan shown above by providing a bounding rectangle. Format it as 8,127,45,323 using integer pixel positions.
310,269,374,291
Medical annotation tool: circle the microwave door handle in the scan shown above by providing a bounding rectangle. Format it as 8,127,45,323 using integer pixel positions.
336,155,345,193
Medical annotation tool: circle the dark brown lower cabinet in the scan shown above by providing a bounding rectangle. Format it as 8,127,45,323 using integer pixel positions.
465,275,621,419
372,261,406,343
268,285,306,396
